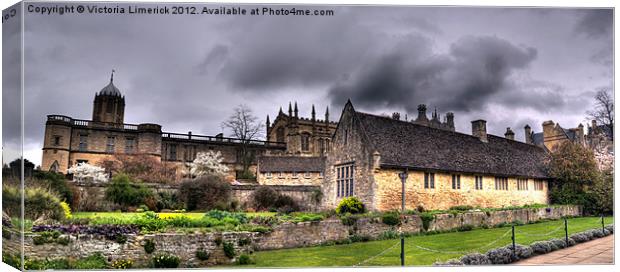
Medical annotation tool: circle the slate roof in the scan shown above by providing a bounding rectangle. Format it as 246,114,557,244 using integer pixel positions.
258,156,325,172
354,112,550,179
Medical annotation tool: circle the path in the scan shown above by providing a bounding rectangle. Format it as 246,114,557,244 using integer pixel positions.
516,235,614,265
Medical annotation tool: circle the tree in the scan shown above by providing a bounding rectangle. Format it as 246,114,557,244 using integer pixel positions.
221,104,264,177
179,175,232,211
101,154,178,184
67,162,108,183
184,151,229,178
587,88,614,138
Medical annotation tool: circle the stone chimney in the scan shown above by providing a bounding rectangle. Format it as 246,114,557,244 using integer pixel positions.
524,124,532,144
416,104,429,122
392,112,401,120
446,112,455,131
372,151,381,171
577,123,585,144
504,127,515,140
471,120,488,143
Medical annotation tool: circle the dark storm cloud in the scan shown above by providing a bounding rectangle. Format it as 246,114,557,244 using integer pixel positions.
574,9,613,39
327,35,538,113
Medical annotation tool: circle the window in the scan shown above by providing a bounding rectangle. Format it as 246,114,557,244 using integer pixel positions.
125,138,135,153
320,171,324,178
106,137,115,153
475,176,483,190
79,135,88,151
301,134,310,151
517,178,528,190
76,159,88,164
319,139,325,154
336,164,355,197
278,172,284,178
304,172,311,178
169,144,177,160
266,172,272,179
53,136,61,146
344,129,348,145
292,171,298,179
424,172,435,189
451,174,461,189
534,180,544,191
495,177,508,190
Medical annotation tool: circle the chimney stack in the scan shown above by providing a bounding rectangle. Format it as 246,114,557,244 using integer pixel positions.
471,120,488,143
446,112,455,130
416,104,428,122
392,112,401,120
524,124,532,144
504,127,515,140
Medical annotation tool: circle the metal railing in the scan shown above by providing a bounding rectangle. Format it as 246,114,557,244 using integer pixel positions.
161,132,286,147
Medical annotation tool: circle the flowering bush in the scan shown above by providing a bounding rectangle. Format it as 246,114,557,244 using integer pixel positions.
68,162,108,183
111,259,133,269
152,253,180,268
335,197,365,214
184,151,229,178
60,201,72,219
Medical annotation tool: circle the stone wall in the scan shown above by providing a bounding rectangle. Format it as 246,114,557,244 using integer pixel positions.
70,181,320,212
373,169,549,211
257,171,323,186
3,205,581,267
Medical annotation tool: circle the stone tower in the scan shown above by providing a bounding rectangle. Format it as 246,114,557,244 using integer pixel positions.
92,71,125,124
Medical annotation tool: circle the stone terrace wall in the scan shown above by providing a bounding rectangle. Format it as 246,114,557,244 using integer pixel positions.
71,181,320,211
4,205,581,266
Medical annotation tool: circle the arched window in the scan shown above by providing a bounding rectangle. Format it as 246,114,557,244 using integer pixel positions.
49,161,59,172
276,127,285,143
319,138,325,154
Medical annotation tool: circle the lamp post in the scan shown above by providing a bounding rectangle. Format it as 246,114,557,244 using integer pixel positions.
398,168,409,267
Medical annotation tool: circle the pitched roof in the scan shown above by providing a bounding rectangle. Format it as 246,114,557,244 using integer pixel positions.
354,111,550,178
258,156,325,172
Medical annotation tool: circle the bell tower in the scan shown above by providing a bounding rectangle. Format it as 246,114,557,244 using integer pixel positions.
92,70,125,124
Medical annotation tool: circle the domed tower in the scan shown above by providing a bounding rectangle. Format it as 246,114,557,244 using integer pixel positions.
92,70,125,124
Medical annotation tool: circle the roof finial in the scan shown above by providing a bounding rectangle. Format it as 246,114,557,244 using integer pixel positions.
110,69,115,83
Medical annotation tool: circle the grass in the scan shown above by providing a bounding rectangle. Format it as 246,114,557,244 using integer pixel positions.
247,216,614,267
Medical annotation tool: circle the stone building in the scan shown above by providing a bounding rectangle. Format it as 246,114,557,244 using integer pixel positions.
266,102,337,157
41,74,285,181
322,101,550,211
256,156,325,186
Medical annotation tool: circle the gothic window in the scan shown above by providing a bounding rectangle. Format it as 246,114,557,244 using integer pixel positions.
184,145,196,161
336,163,355,197
451,174,461,190
276,127,285,142
106,137,115,153
301,133,310,152
475,176,483,190
125,138,135,153
49,161,59,172
424,172,435,189
79,135,88,151
319,138,325,154
169,144,177,161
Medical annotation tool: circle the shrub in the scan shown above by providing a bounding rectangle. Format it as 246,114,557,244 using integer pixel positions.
550,238,567,249
3,184,65,220
506,244,533,260
604,224,614,234
156,191,183,211
179,175,231,211
457,224,474,232
567,238,576,246
32,224,139,240
349,234,371,243
379,230,399,240
449,205,474,211
72,252,107,269
339,213,359,226
115,234,128,244
195,248,210,261
34,171,73,204
143,239,156,254
381,211,400,226
485,246,514,264
111,259,133,269
530,241,553,254
592,229,605,238
419,213,434,231
237,254,255,265
274,195,300,213
3,228,12,239
60,201,72,219
152,253,180,268
223,241,236,258
24,258,71,270
214,236,223,246
105,174,154,209
238,237,252,246
251,186,279,210
205,210,249,224
335,197,365,214
460,253,491,265
569,233,589,243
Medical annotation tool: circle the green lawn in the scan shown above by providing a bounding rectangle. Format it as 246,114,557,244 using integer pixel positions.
248,216,614,267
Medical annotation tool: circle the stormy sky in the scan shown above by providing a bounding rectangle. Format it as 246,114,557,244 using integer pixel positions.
2,3,614,166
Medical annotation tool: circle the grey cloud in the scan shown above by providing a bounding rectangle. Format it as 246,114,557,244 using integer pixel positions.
328,35,538,114
574,9,613,39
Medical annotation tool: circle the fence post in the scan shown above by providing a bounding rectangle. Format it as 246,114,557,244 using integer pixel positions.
564,217,568,246
511,224,516,257
601,215,605,232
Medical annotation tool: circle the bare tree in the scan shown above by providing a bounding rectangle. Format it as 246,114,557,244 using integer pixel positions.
221,104,264,178
587,88,614,138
